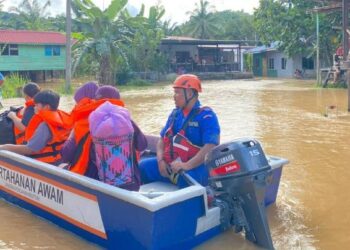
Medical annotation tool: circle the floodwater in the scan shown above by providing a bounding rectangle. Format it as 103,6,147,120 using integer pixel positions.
0,79,349,249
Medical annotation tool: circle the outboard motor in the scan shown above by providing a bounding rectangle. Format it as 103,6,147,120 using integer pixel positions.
205,138,273,249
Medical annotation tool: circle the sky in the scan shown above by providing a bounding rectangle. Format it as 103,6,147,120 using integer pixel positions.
2,0,260,24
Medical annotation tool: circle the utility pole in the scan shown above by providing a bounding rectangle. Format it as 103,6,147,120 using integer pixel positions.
316,12,320,85
343,0,350,111
65,0,72,93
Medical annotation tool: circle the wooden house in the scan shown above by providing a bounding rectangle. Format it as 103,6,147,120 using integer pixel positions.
0,30,67,81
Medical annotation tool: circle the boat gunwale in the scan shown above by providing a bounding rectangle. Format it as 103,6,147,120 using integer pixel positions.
0,151,288,213
0,150,206,212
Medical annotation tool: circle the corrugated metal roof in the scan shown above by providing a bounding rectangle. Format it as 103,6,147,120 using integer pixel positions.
0,30,67,45
245,42,280,54
161,36,243,46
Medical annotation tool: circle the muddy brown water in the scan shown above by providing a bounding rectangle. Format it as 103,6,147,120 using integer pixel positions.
0,79,349,249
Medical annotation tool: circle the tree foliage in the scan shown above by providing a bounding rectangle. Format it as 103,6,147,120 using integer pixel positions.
254,0,341,65
71,0,132,85
211,10,255,42
183,0,218,39
9,0,51,30
178,6,255,43
127,5,167,73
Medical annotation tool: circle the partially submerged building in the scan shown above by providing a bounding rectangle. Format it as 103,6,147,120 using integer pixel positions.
159,36,252,74
246,42,316,78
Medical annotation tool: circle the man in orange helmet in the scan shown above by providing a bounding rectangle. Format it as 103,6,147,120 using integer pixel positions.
139,74,220,188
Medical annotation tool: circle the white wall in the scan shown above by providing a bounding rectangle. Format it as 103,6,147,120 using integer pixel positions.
266,51,316,78
267,51,294,77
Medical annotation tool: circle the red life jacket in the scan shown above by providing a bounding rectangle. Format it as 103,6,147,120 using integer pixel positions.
24,109,72,164
163,108,203,164
69,98,125,175
14,99,35,144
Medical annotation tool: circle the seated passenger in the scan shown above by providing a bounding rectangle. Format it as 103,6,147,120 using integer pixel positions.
94,86,147,190
7,82,40,144
95,86,148,153
60,82,100,179
139,74,220,188
89,101,138,190
60,84,126,179
0,90,72,165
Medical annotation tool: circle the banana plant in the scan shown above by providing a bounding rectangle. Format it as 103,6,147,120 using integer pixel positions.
72,0,132,85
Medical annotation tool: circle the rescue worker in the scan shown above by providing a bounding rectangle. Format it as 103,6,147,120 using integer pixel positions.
0,90,72,165
139,74,220,188
7,82,40,144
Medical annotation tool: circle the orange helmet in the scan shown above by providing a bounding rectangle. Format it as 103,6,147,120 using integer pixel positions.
173,74,202,92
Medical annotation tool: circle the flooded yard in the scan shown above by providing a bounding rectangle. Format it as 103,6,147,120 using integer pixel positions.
0,78,349,250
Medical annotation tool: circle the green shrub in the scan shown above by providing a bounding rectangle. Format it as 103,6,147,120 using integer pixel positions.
1,73,29,98
57,83,73,96
126,78,152,86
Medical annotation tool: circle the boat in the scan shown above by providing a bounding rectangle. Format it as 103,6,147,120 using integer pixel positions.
0,136,288,249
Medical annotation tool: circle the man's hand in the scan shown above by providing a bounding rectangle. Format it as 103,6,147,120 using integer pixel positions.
170,160,188,173
7,111,16,120
158,159,170,177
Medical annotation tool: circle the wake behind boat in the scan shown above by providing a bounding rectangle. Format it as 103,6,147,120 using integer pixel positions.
0,136,288,249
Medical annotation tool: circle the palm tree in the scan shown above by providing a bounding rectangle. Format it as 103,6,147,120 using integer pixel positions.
186,0,218,39
161,20,180,36
72,0,132,85
9,0,51,30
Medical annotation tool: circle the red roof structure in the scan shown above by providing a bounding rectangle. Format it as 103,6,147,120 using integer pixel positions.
0,30,67,45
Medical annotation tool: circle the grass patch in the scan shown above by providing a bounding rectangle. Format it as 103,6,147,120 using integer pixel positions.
1,73,29,98
125,78,153,86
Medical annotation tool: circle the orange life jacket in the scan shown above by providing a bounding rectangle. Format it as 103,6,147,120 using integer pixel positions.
24,109,72,164
69,98,125,175
163,108,203,164
14,99,35,144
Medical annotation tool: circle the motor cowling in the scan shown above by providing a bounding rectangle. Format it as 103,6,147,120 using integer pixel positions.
205,138,274,249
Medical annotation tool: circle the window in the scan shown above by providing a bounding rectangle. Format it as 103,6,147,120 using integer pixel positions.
45,45,61,56
1,44,18,56
53,46,60,56
302,57,314,70
281,58,287,70
268,58,274,69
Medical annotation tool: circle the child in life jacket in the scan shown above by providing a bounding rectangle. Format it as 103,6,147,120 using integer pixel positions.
0,90,72,165
7,82,40,144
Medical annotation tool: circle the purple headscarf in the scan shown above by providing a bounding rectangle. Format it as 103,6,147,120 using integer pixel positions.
89,101,133,138
74,81,99,103
95,85,120,100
